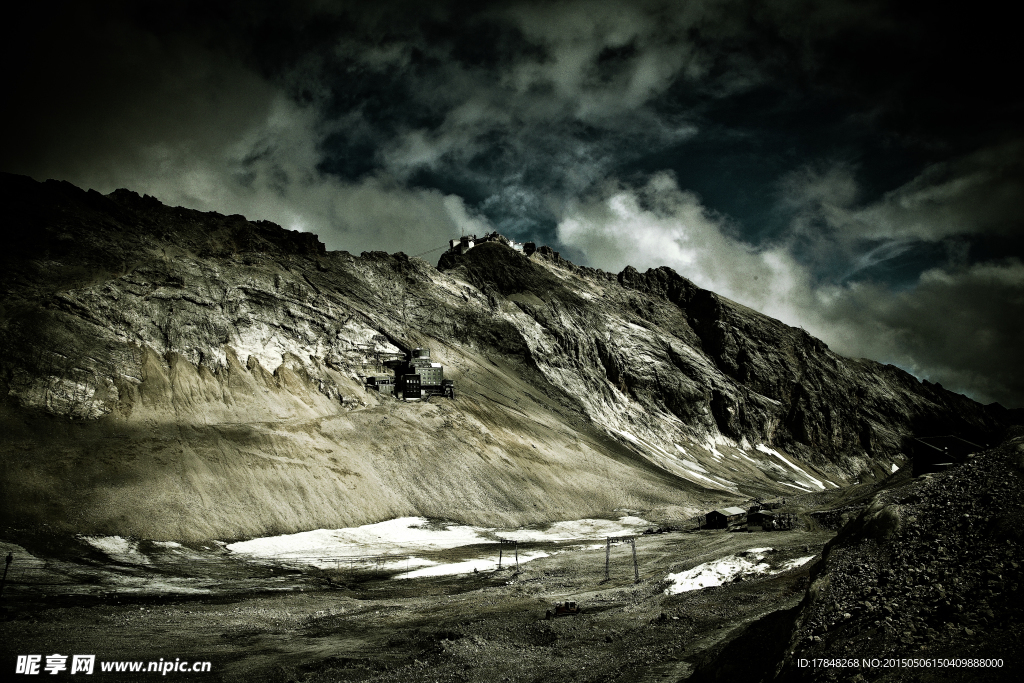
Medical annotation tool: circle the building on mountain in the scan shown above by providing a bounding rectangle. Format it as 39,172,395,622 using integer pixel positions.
446,231,524,256
378,347,454,400
747,509,776,531
909,435,983,475
364,374,394,396
448,235,476,255
705,506,746,529
748,510,796,531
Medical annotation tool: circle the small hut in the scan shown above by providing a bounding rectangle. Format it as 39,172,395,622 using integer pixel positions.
747,510,776,531
705,506,746,529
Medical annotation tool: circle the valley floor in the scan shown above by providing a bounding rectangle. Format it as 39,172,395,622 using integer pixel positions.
0,527,832,682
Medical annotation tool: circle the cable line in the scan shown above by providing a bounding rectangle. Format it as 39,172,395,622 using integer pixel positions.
411,244,449,258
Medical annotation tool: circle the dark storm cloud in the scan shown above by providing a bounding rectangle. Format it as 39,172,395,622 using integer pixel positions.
2,0,1022,406
2,2,280,188
0,0,905,242
821,259,1024,409
1,0,495,254
782,141,1024,245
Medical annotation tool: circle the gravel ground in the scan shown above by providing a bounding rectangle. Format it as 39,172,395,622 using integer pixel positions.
0,527,832,682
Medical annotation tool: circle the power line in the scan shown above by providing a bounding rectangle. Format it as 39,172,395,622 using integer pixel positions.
411,244,449,259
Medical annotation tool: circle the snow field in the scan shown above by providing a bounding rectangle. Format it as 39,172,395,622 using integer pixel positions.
226,516,654,577
663,548,817,594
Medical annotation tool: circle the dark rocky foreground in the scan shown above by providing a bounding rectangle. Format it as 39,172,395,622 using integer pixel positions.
6,442,1019,683
688,430,1024,683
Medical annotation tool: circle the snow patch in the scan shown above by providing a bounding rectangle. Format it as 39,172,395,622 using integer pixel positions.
615,429,640,444
394,551,550,579
664,549,817,594
710,433,738,447
705,439,726,460
81,536,151,565
680,459,708,473
500,517,651,542
228,516,652,568
735,448,757,463
675,468,738,492
664,548,773,594
781,556,816,571
611,428,737,494
891,463,899,473
227,517,493,560
755,444,826,490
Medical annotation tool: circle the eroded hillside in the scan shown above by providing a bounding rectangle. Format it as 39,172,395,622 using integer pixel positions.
0,173,1010,541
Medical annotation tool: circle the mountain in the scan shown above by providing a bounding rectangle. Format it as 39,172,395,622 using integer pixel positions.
0,173,1013,542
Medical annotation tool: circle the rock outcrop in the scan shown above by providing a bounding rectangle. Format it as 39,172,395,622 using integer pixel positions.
771,434,1023,681
0,172,1014,541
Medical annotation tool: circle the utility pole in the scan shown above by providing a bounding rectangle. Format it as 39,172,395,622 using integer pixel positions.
0,553,12,600
498,540,518,571
605,538,611,581
605,536,639,583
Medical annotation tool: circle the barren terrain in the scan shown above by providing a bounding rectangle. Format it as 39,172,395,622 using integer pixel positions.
2,173,1011,544
1,521,830,682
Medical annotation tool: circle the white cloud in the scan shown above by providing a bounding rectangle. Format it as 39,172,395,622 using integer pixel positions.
557,173,1024,407
558,173,817,326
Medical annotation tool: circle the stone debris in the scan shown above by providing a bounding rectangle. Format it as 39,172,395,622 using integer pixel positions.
773,433,1024,681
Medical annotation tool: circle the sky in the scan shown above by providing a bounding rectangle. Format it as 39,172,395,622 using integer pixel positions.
3,0,1022,408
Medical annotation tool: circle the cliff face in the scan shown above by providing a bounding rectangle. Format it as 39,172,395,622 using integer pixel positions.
440,241,1007,479
0,173,1010,541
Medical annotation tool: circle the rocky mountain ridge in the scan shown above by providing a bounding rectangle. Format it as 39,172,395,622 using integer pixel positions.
0,172,1014,541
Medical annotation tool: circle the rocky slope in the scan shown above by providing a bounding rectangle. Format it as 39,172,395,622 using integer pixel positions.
440,244,1011,482
687,430,1024,683
0,172,1013,541
773,431,1024,682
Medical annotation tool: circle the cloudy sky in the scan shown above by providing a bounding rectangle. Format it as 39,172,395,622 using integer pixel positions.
3,0,1022,408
